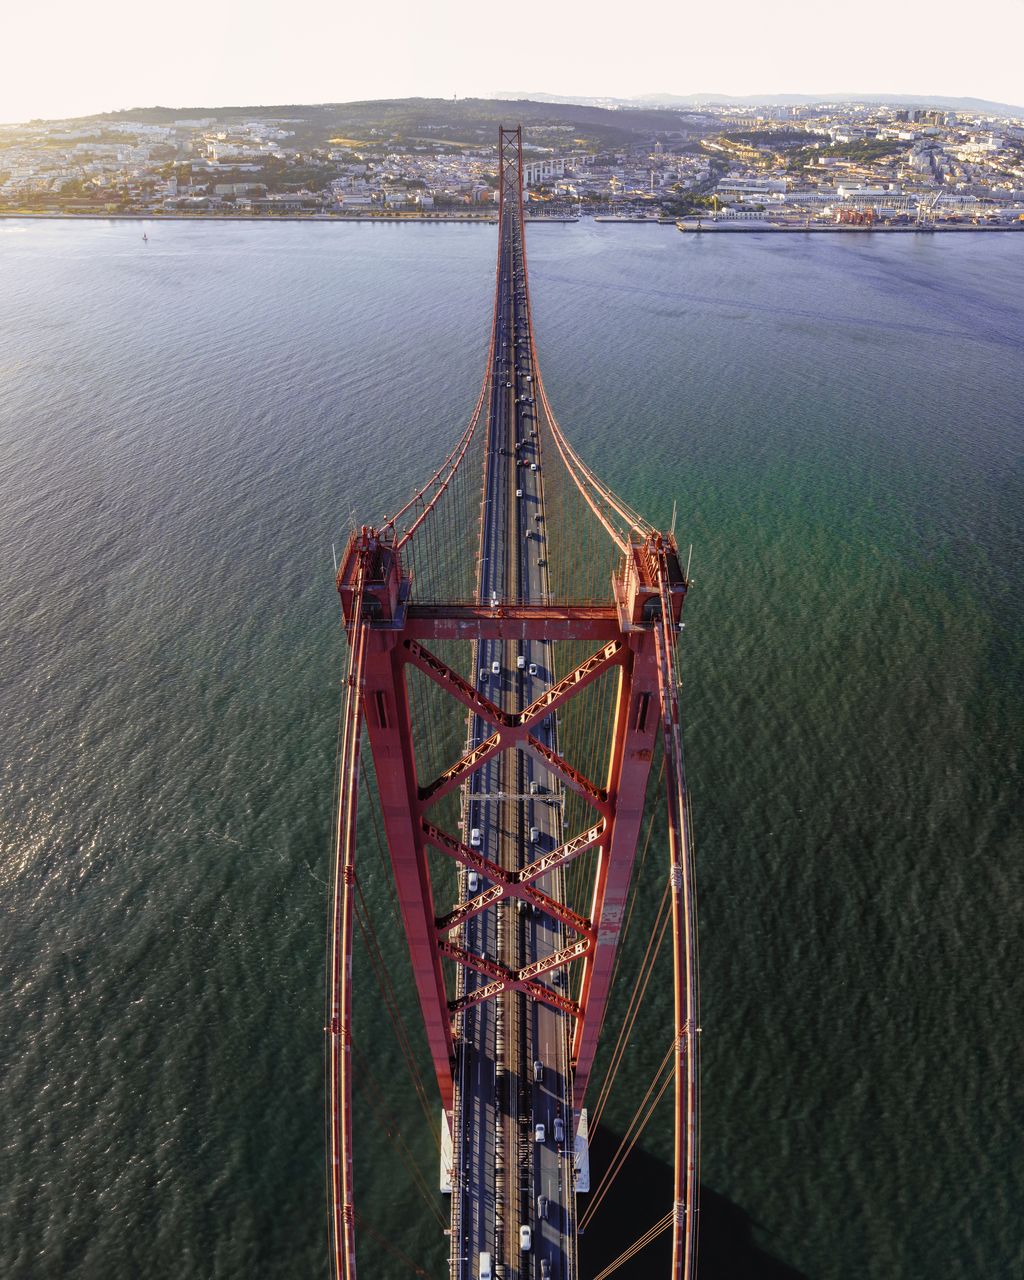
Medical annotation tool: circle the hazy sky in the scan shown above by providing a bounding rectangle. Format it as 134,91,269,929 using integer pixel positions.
3,0,1022,122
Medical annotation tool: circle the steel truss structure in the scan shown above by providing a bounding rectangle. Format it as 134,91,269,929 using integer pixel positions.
327,126,701,1280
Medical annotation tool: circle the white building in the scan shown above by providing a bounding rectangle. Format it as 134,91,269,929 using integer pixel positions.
523,158,566,188
715,177,788,202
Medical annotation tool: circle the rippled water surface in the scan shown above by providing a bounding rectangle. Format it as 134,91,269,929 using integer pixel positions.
1,218,1021,1279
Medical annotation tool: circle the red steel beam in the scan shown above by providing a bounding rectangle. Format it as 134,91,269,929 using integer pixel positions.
435,885,506,935
418,731,504,809
420,818,510,884
518,639,626,729
518,821,606,885
518,935,593,983
523,734,610,817
571,634,663,1108
419,726,611,821
435,877,593,942
404,603,621,642
518,886,593,938
360,627,456,1113
449,977,581,1020
439,937,592,992
426,820,601,938
443,938,589,1018
439,940,513,985
423,817,605,887
403,639,511,729
405,635,625,734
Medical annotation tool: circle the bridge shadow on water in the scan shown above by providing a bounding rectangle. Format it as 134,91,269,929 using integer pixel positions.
578,1129,808,1280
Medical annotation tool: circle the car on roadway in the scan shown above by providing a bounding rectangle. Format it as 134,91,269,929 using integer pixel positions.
528,663,538,676
491,660,500,675
533,1059,543,1082
534,1122,545,1143
537,1195,548,1221
468,871,480,893
517,655,526,670
520,1225,532,1252
470,828,481,847
553,1117,565,1144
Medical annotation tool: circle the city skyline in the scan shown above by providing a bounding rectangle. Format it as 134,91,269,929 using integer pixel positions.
6,96,1021,228
4,0,1023,124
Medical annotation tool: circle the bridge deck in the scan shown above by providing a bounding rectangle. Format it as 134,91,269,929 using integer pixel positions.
451,146,577,1280
329,125,699,1280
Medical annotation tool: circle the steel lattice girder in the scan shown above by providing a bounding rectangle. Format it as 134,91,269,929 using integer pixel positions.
353,586,662,1111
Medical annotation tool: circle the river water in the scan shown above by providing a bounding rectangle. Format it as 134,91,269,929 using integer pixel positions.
1,217,1021,1279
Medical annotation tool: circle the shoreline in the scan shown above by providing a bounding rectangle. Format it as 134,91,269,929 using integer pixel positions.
0,211,576,226
0,210,501,224
676,219,1024,234
3,211,1020,233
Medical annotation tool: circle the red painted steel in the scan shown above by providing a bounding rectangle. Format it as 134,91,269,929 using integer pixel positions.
404,603,621,642
327,568,366,1280
570,635,663,1108
328,122,701,1280
360,626,456,1113
335,532,680,1072
423,818,601,939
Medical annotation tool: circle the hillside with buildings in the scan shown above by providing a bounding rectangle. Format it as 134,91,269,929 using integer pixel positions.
2,97,1022,224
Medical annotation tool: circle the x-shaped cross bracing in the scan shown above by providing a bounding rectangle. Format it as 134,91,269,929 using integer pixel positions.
425,818,602,939
410,638,624,815
442,935,589,1017
405,637,629,1023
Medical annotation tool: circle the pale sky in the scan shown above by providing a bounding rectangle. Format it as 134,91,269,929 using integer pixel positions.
3,0,1022,123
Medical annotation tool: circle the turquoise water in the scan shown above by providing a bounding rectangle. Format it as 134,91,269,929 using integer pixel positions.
1,219,1021,1279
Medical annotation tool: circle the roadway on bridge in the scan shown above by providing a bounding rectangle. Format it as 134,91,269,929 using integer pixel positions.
453,191,577,1280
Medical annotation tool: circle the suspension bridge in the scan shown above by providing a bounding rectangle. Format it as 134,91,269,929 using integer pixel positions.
327,127,700,1280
